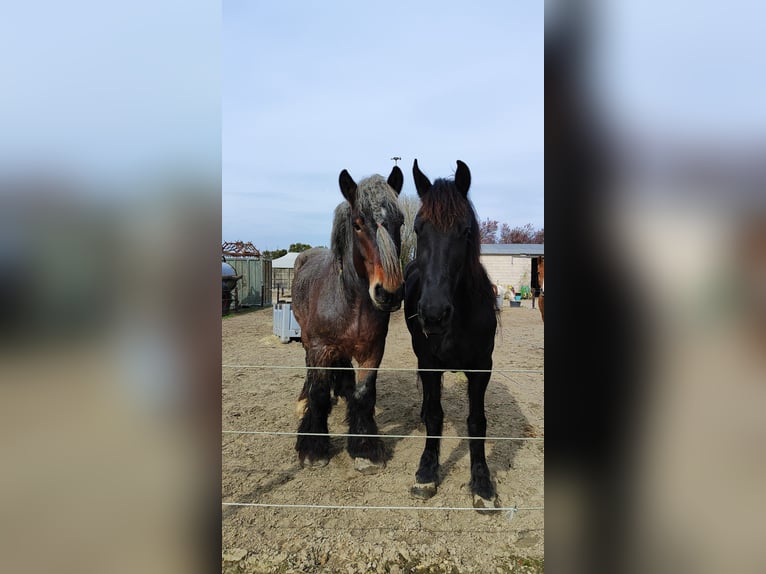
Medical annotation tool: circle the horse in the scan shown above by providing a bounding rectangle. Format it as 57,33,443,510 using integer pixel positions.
291,165,404,474
403,159,500,512
537,257,545,322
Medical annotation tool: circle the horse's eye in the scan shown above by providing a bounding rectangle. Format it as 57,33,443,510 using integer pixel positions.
353,218,364,231
462,227,471,239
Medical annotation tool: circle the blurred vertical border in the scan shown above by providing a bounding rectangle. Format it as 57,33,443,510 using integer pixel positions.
0,2,221,573
546,1,766,573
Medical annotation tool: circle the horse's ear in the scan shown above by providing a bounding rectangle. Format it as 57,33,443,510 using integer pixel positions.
387,165,403,195
412,159,432,198
455,160,471,196
339,169,357,205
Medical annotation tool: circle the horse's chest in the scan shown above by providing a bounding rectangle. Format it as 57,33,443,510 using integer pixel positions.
427,334,461,363
422,318,495,366
346,313,386,346
313,307,386,352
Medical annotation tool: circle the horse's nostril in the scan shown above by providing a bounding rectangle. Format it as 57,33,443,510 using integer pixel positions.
419,301,452,327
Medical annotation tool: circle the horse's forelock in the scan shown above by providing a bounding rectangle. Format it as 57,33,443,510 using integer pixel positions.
419,179,471,231
417,181,489,300
376,224,403,286
357,175,404,287
331,174,404,282
355,175,402,218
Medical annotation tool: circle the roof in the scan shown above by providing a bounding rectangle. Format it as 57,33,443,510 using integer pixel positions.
222,241,261,257
480,243,544,256
271,252,301,268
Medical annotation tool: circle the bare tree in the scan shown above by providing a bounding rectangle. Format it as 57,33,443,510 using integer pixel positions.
499,223,512,243
498,223,532,243
479,218,499,243
398,193,420,269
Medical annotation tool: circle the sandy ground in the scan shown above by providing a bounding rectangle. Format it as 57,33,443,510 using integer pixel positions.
222,299,544,573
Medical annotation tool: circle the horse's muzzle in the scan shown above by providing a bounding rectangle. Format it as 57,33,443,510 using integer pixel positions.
417,300,453,335
373,283,403,312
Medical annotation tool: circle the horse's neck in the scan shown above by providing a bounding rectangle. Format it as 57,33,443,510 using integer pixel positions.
453,266,492,312
337,254,367,303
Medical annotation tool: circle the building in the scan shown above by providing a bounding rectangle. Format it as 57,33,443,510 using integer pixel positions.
271,251,301,297
480,244,544,294
223,257,273,307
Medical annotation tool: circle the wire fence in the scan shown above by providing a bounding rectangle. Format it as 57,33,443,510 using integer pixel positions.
223,363,543,374
223,429,543,441
222,361,544,522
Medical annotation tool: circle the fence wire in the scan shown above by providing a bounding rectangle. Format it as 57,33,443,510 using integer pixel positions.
222,362,543,522
223,363,543,373
223,429,543,441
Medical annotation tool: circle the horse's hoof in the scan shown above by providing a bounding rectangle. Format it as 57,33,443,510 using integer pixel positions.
301,457,329,469
410,482,437,500
353,457,385,475
472,493,500,514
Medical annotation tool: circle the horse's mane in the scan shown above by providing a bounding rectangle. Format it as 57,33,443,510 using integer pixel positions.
331,202,351,266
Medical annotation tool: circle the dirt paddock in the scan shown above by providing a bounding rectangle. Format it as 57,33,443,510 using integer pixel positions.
222,300,544,573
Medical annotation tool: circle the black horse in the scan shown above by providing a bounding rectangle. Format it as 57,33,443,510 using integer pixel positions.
291,165,404,473
404,159,499,511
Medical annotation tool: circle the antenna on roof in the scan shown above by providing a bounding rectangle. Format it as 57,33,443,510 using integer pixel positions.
390,156,401,166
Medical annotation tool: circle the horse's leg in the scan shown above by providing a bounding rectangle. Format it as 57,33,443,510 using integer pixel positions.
345,358,386,473
466,371,498,512
410,370,443,499
295,354,333,468
331,358,355,402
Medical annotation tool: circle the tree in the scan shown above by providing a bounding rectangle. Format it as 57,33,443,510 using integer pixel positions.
398,194,420,268
479,218,499,243
501,223,536,244
499,223,512,244
532,228,544,244
288,243,312,253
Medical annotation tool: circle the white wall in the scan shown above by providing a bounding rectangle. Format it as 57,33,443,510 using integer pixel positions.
480,255,533,292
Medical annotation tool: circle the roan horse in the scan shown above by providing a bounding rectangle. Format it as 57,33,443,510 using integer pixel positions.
404,159,499,511
291,166,404,473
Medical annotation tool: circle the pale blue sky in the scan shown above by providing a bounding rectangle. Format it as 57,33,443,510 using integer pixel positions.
588,0,766,141
4,0,761,252
222,1,545,250
0,1,220,181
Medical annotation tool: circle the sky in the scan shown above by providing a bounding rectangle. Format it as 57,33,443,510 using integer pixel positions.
222,1,544,250
2,0,764,246
1,1,220,182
